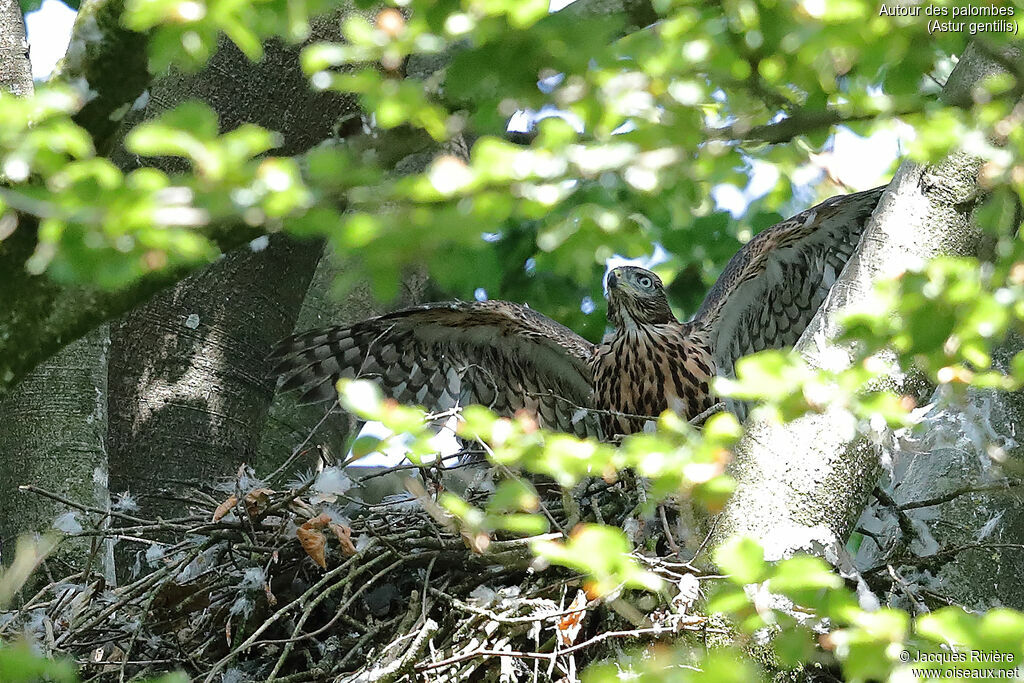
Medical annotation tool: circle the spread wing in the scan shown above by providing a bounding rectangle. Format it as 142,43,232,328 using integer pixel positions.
269,300,599,436
695,186,885,379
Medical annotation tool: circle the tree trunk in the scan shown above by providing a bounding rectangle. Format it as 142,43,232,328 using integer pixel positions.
710,42,1010,563
0,3,114,584
0,329,114,582
0,0,31,95
105,27,354,543
107,237,320,511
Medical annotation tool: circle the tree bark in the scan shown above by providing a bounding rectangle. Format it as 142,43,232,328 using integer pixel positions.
61,0,150,155
710,42,1015,564
0,328,113,581
0,0,31,96
105,28,356,529
107,236,320,510
0,3,114,583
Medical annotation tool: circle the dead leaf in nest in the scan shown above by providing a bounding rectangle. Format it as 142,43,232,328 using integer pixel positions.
243,488,275,517
212,495,238,521
303,512,332,529
297,513,333,568
296,526,327,569
329,522,357,556
557,590,588,646
213,488,276,521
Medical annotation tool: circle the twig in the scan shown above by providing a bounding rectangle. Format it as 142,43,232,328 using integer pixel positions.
864,543,1024,576
659,504,681,558
689,402,725,425
19,485,192,530
265,553,408,681
427,587,590,625
416,622,709,672
202,546,373,682
706,106,928,144
266,403,341,483
886,564,926,615
421,555,435,624
344,618,439,683
873,486,920,543
898,479,1021,510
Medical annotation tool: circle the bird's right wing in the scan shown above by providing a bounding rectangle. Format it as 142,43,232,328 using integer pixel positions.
268,300,599,436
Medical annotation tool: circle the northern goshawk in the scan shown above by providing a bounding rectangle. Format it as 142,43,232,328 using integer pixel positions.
270,186,884,438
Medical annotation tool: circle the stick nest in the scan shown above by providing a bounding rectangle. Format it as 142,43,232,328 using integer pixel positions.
3,462,714,682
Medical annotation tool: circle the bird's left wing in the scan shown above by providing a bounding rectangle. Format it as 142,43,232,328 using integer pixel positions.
268,300,599,436
694,186,885,379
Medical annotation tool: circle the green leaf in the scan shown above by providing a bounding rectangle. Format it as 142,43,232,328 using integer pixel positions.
487,479,539,514
0,643,76,682
769,555,843,593
768,555,845,608
493,513,549,535
337,379,383,419
713,536,768,584
773,627,816,668
534,524,663,595
705,582,752,615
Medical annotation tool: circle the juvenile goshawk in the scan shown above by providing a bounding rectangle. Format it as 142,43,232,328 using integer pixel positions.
269,186,884,438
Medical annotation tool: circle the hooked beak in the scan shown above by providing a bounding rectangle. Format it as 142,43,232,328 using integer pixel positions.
606,269,620,290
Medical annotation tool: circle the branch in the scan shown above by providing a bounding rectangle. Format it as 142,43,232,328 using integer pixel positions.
557,0,657,32
706,107,924,145
864,543,1024,576
0,217,265,398
898,479,1022,511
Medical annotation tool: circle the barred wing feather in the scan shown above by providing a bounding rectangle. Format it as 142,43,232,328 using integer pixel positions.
268,300,599,436
696,186,885,380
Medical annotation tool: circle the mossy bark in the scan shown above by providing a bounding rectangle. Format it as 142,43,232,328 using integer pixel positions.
60,0,150,155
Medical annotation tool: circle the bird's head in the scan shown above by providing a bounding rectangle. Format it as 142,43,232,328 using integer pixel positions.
605,266,676,329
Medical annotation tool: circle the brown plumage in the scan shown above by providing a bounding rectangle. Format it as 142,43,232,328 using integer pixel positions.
593,267,717,435
269,186,885,438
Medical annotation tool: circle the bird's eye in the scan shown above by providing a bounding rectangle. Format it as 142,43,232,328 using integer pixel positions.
637,276,653,288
